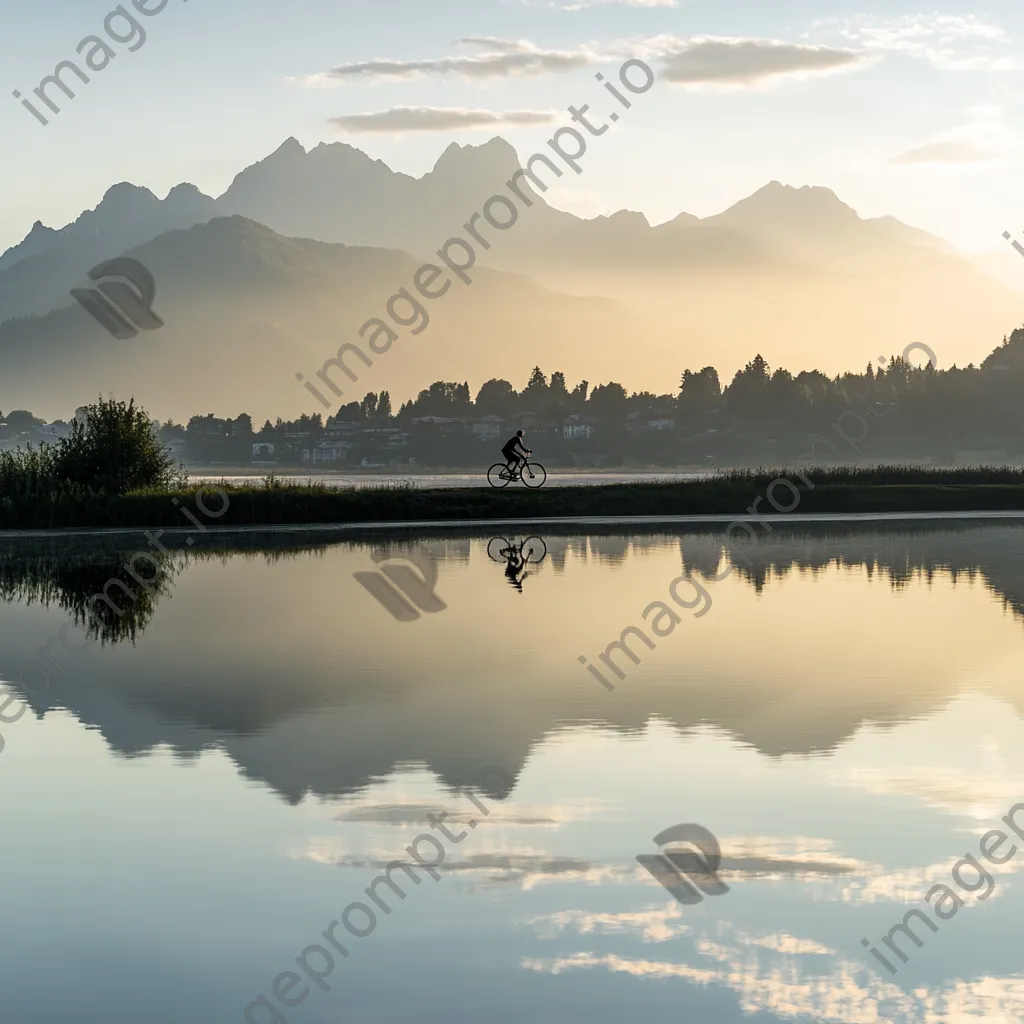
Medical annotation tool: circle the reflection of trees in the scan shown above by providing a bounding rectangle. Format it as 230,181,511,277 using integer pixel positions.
3,522,1024,806
0,545,180,646
0,534,350,647
678,521,1024,623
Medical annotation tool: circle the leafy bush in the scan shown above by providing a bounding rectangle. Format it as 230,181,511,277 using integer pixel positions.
0,397,184,508
52,397,184,494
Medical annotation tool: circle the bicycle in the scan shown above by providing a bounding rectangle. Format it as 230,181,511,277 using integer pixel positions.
486,458,547,489
486,535,548,564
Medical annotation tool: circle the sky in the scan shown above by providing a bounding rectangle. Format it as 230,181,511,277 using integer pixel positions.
3,0,1024,254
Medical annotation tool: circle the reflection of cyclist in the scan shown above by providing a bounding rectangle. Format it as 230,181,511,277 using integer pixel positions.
500,430,531,480
503,544,527,593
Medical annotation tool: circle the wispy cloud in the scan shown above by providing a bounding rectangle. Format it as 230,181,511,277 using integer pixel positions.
329,107,560,134
818,13,1018,71
643,36,871,87
893,138,995,163
294,34,871,90
300,39,601,85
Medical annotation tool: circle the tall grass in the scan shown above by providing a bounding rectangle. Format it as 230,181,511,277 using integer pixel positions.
1,465,1024,530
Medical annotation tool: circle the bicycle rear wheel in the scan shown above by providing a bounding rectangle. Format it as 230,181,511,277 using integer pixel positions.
521,462,547,488
521,536,547,563
487,463,511,488
487,536,512,561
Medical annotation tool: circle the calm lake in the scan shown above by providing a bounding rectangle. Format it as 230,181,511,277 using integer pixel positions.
2,523,1023,1023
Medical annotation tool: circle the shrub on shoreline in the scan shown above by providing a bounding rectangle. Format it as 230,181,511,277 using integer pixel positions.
0,397,185,517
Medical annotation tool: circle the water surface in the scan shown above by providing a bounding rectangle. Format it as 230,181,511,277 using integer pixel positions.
2,524,1023,1023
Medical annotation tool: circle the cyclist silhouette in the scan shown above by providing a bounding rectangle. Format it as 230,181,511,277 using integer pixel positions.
500,430,531,481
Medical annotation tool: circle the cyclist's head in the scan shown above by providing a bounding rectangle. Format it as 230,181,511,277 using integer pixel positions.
516,429,524,437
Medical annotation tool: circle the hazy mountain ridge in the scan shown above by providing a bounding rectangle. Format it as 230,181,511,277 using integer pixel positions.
2,135,1022,416
0,215,668,421
0,135,977,320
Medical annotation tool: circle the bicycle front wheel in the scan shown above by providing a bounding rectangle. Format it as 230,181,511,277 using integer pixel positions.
487,463,511,489
522,536,547,563
521,462,547,489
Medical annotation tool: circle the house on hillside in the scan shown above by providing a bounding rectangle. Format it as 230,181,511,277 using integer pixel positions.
411,416,471,434
625,410,676,432
301,441,350,465
471,415,505,439
563,415,595,440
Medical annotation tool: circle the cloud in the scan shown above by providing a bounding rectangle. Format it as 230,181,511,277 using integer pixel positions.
891,138,999,165
329,107,559,134
820,13,1019,71
651,36,870,87
296,34,872,91
305,40,600,84
887,107,1014,166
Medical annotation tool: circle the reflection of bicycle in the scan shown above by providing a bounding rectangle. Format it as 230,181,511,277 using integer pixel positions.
487,536,547,593
487,536,548,564
487,459,547,489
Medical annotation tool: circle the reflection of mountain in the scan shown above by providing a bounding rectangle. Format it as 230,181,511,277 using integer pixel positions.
3,523,1023,805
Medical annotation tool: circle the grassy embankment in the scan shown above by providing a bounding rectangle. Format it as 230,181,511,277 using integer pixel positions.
3,466,1024,531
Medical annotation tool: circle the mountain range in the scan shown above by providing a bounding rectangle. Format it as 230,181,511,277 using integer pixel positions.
2,136,1022,421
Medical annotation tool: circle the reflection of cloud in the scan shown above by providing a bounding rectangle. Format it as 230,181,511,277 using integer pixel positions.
747,933,834,956
301,846,629,888
523,931,1024,1023
329,107,559,134
530,902,691,942
444,852,622,889
524,947,1024,1022
332,802,563,826
548,0,678,8
718,836,864,878
840,765,1024,821
838,853,1024,906
531,903,835,955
